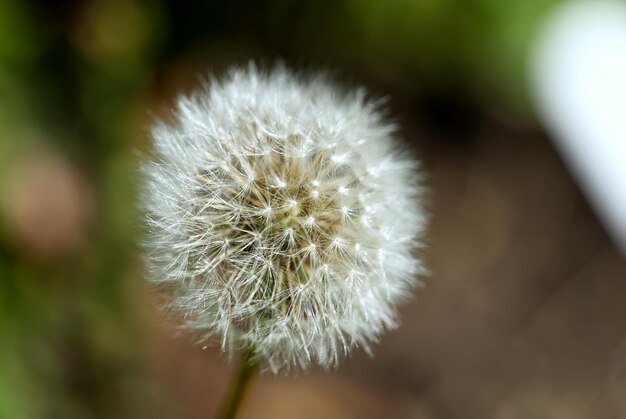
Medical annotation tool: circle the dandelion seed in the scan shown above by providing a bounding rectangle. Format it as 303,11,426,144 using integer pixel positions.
140,64,427,373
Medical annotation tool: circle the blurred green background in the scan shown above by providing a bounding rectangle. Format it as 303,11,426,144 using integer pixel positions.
2,1,626,419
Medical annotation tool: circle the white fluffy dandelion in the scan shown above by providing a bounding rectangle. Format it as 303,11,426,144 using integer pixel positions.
141,64,427,372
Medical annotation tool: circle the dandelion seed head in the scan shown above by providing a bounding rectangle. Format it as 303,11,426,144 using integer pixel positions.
141,64,427,372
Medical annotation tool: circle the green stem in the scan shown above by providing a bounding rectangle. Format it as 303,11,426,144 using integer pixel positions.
218,348,259,419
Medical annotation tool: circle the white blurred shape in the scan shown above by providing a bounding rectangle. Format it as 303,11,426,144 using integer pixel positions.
532,0,626,254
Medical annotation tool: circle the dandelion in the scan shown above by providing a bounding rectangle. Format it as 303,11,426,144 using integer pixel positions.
141,63,426,417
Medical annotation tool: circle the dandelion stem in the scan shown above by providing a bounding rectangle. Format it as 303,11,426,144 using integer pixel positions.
218,348,258,419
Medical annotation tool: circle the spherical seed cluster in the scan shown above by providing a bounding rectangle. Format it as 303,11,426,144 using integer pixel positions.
141,65,427,372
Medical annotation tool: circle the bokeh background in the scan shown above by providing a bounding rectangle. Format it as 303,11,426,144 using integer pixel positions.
1,0,625,418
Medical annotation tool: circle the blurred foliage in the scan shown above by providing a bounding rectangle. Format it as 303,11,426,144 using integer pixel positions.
270,0,562,117
0,0,564,417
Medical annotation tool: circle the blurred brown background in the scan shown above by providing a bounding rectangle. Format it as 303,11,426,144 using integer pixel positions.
1,0,625,418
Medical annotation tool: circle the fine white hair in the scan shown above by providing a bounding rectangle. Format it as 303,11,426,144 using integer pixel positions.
141,64,427,372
